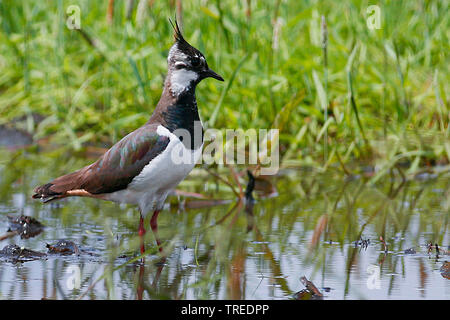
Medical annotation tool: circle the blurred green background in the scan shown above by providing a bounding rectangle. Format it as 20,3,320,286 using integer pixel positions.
0,0,448,176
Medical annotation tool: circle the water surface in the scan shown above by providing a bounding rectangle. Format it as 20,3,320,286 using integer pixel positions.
0,148,448,299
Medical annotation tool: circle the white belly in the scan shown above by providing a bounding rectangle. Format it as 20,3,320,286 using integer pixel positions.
104,125,203,215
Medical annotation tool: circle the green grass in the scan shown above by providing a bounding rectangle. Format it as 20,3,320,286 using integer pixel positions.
0,0,448,175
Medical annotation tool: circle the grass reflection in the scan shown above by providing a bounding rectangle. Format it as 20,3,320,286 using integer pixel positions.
0,149,448,299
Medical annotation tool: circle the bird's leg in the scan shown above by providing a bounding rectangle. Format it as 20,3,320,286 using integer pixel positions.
136,264,145,300
138,214,146,257
150,210,162,253
152,258,166,287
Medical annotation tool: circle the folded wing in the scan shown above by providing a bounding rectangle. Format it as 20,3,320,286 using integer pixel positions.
32,123,170,202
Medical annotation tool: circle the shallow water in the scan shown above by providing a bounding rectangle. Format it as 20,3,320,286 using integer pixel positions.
0,148,448,300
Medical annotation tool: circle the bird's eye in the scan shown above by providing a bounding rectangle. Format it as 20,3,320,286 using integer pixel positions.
191,56,201,67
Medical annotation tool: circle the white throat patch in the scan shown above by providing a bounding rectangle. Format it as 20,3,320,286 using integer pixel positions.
169,69,198,96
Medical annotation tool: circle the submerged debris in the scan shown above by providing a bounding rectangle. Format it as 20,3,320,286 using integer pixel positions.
426,242,433,254
440,261,450,280
403,244,448,256
7,215,44,239
379,236,388,253
0,244,47,263
426,242,443,258
293,276,324,300
355,237,370,251
245,170,256,232
404,248,416,254
253,175,277,198
46,240,80,255
245,170,256,203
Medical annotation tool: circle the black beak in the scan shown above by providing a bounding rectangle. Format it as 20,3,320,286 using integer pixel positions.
202,68,224,81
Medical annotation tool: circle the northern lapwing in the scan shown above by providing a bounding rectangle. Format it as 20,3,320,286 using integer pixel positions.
32,19,224,256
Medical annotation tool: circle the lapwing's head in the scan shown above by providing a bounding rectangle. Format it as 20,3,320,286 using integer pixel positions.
167,19,223,96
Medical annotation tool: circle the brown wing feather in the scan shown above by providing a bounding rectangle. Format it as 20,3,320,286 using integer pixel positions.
32,123,170,202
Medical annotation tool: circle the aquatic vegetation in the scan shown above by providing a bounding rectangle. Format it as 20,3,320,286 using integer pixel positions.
0,1,448,179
